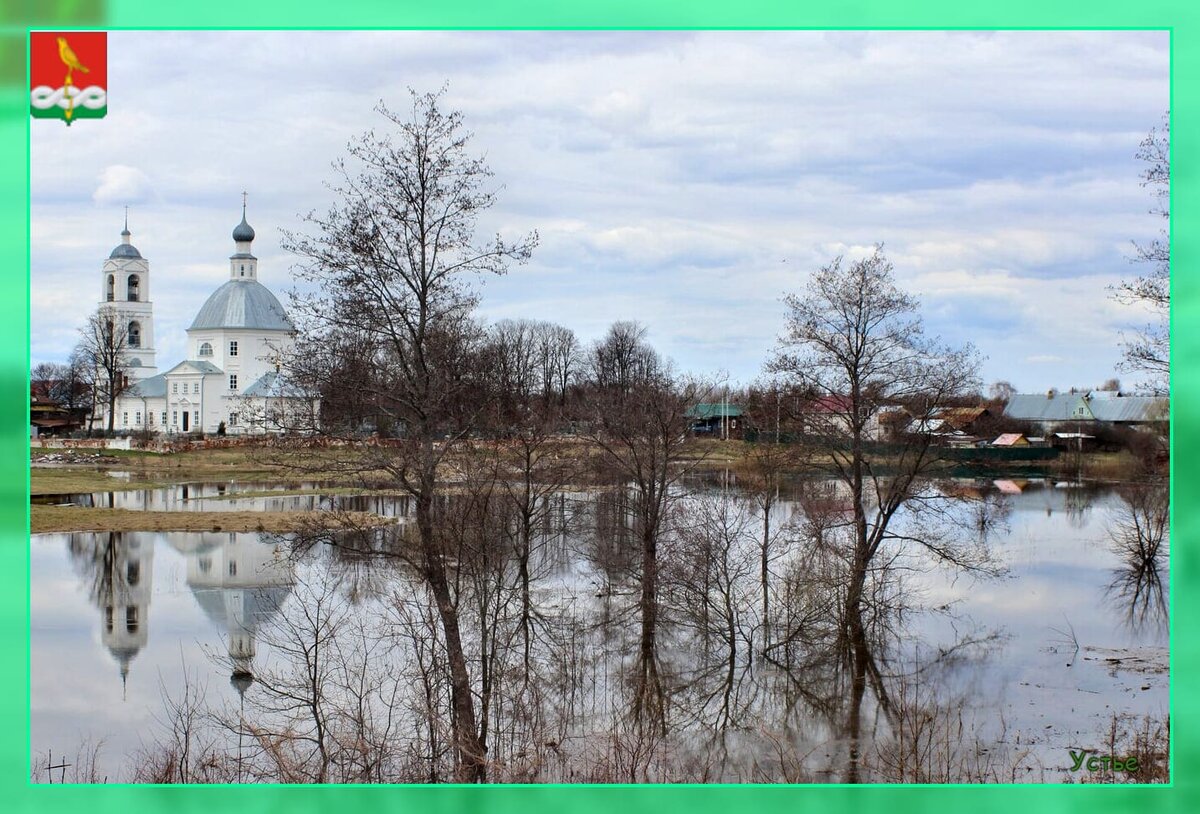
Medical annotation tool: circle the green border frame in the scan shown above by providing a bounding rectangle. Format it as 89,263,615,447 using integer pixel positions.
4,1,1193,809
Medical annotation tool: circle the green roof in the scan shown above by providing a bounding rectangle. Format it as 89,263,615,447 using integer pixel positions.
687,403,745,419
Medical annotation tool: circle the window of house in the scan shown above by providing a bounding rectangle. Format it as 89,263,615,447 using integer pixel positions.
128,321,140,347
229,341,238,357
172,411,178,425
106,275,114,302
127,274,140,302
193,411,200,426
126,606,139,633
198,342,213,357
192,382,199,394
228,560,237,577
161,411,167,425
229,374,238,391
199,556,211,574
135,411,141,425
127,561,140,586
148,412,154,425
172,382,178,394
229,412,239,427
122,412,128,426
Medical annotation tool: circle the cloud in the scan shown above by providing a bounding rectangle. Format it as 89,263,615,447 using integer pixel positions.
92,164,155,205
30,31,1169,394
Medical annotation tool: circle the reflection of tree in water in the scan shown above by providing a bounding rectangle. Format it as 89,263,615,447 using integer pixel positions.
1105,481,1169,637
129,484,1030,783
1064,484,1098,529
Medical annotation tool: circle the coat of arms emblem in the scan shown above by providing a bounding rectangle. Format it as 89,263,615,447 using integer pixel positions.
30,32,107,125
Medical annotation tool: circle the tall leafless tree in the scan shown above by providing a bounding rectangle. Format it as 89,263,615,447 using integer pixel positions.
580,322,714,729
1112,112,1169,393
281,88,536,782
771,247,990,626
76,311,132,432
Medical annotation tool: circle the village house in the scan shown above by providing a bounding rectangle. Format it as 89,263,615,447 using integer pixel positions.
687,402,745,439
1002,391,1167,433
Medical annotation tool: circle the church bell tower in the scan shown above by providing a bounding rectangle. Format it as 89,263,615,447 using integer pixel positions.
98,210,157,382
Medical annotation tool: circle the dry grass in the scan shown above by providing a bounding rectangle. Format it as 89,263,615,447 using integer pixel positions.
30,505,394,534
30,468,173,496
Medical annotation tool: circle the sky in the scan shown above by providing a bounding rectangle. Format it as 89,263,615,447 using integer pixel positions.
30,30,1169,393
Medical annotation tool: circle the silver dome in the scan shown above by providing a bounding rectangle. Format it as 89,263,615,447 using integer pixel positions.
109,242,143,259
188,279,294,331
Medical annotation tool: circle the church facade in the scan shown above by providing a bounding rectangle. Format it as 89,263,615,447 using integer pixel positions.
99,205,316,435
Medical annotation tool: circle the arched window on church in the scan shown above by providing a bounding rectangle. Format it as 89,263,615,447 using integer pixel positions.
198,342,213,357
127,274,140,301
128,321,141,348
106,275,114,302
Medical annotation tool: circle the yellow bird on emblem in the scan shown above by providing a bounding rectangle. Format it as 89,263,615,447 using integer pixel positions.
57,36,89,80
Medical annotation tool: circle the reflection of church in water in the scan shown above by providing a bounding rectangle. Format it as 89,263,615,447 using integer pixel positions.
68,531,294,694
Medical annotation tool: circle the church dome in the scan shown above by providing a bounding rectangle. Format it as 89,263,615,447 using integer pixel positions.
232,213,256,243
109,242,142,259
189,279,294,331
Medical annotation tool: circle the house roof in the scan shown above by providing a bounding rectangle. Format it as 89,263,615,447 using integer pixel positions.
687,403,744,419
164,360,223,376
992,433,1027,446
1087,396,1166,423
127,373,168,398
805,395,854,414
932,406,988,429
243,371,310,399
1004,392,1166,423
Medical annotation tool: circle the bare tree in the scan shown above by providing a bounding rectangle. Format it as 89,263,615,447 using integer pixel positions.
282,88,536,782
771,247,990,626
1112,112,1169,393
987,380,1016,402
580,323,714,728
76,311,132,432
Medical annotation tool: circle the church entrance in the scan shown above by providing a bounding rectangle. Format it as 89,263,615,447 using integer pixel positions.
182,412,189,431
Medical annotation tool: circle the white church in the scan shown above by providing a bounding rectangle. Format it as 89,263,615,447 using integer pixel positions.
98,203,316,435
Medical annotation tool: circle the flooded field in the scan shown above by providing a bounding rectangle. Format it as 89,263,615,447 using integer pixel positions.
30,476,1168,783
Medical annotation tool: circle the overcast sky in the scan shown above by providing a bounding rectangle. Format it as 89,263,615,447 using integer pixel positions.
30,30,1169,393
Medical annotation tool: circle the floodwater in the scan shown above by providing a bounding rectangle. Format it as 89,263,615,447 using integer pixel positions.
30,477,1168,783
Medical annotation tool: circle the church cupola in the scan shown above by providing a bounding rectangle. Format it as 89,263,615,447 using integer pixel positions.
230,193,258,280
109,208,142,260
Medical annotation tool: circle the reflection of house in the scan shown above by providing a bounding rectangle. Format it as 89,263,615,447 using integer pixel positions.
68,531,154,688
1003,391,1167,432
67,530,293,693
172,533,294,691
687,403,745,438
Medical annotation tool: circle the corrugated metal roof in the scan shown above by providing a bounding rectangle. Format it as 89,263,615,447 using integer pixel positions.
189,279,294,332
127,373,167,398
687,403,744,419
1004,393,1166,423
1087,396,1167,423
1003,394,1089,422
164,360,223,376
243,371,309,398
